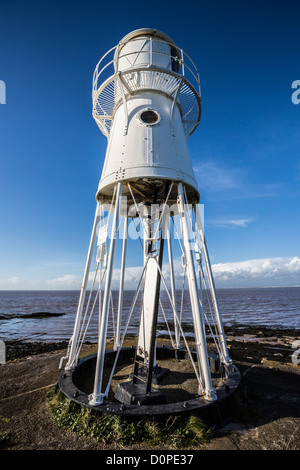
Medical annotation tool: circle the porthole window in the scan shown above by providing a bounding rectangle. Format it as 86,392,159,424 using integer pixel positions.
138,108,160,126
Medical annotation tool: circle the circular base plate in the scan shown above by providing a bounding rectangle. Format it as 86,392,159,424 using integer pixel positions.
58,346,241,418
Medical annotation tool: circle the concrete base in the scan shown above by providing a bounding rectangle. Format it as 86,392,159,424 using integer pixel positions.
115,381,166,406
129,365,170,385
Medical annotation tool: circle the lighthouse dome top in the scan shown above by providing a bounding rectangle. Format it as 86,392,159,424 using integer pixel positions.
118,28,177,47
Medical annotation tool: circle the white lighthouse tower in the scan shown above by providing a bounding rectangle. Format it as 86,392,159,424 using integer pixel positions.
59,29,238,413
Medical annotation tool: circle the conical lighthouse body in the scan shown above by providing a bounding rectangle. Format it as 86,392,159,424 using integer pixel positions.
94,29,200,205
60,29,236,412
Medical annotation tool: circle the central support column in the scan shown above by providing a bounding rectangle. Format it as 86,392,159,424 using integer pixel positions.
114,196,168,405
135,231,165,394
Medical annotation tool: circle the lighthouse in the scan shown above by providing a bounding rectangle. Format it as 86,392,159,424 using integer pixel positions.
59,29,239,415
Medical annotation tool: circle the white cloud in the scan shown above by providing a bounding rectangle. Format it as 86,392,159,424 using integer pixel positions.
211,256,300,287
285,256,300,273
0,276,20,288
194,160,242,192
206,217,254,228
104,256,300,290
1,257,298,290
46,274,81,287
193,159,279,199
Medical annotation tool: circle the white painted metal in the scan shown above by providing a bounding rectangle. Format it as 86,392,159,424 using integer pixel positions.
104,257,150,398
116,33,172,71
62,29,232,407
177,183,217,400
92,28,201,203
194,203,232,365
142,203,151,265
89,182,122,406
96,91,199,202
93,30,201,139
166,215,180,348
66,203,100,370
115,214,128,350
137,256,161,362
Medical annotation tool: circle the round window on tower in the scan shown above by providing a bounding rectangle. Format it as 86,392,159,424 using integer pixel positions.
138,108,160,126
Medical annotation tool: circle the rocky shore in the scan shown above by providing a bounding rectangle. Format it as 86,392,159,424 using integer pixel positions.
0,325,299,451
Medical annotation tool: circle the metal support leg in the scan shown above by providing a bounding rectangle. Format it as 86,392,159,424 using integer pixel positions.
177,183,217,401
115,214,128,350
166,215,180,348
89,182,122,405
194,204,232,364
66,203,100,369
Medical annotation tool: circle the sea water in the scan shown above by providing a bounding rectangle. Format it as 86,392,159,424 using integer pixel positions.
0,287,299,342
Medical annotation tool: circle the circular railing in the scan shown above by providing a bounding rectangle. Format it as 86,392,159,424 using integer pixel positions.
92,37,202,138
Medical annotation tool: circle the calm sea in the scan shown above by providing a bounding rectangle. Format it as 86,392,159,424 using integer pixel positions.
0,287,299,342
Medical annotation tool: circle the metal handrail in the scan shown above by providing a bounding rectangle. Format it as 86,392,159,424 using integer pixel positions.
93,37,201,98
92,37,202,138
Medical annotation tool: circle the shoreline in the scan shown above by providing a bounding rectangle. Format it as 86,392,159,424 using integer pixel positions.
3,324,299,363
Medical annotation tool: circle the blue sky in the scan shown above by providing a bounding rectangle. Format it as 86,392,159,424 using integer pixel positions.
0,0,299,289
